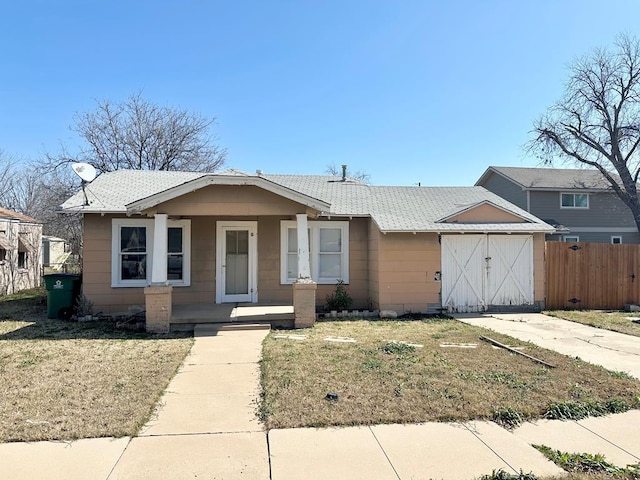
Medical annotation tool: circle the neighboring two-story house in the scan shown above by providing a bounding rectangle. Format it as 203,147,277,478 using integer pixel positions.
476,166,640,244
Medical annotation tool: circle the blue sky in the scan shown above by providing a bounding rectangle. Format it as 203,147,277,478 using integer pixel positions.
2,1,640,186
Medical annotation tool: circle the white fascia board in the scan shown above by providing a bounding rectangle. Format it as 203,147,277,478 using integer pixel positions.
377,226,556,234
59,207,125,214
125,175,331,214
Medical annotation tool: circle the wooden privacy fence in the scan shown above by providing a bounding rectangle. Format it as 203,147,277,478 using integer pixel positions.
546,241,640,310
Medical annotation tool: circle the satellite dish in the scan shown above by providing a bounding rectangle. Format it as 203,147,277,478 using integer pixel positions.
71,163,97,183
71,163,97,206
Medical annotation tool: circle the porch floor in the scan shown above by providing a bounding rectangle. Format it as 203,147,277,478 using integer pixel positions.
170,303,295,331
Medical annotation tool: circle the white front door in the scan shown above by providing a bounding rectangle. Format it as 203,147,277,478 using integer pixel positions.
441,235,534,312
216,221,258,303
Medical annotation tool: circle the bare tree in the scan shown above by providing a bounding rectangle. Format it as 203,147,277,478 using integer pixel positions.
0,150,19,209
325,164,371,184
0,152,81,255
530,34,640,231
47,92,227,173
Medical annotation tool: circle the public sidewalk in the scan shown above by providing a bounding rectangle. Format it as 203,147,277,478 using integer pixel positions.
1,319,640,480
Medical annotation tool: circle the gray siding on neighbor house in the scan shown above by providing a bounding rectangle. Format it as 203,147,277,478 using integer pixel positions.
548,231,640,243
529,191,636,229
479,172,528,210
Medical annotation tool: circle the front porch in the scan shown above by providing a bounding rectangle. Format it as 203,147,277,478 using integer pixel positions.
169,302,295,332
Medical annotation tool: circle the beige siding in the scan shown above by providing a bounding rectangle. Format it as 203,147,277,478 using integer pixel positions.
156,185,307,216
376,232,442,314
82,210,547,314
368,220,380,310
82,213,370,312
446,204,526,223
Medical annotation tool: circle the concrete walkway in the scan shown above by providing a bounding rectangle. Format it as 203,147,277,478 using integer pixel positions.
2,319,640,479
455,313,640,378
109,324,271,479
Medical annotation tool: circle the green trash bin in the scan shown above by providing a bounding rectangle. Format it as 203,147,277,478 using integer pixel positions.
44,274,82,319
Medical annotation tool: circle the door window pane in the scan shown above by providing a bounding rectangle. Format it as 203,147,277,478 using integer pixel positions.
226,230,249,255
226,230,249,294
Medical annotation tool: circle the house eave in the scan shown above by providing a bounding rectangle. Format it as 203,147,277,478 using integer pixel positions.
378,227,556,235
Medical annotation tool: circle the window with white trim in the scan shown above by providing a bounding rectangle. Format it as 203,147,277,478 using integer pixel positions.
563,235,579,243
280,220,349,284
166,220,190,285
112,218,191,287
561,193,589,209
611,236,622,244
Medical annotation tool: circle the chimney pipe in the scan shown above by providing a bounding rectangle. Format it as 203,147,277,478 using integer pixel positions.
341,164,347,182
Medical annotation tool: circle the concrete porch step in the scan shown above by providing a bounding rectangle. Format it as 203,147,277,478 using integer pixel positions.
194,323,272,336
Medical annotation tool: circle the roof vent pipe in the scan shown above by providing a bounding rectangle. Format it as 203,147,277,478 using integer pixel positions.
341,164,347,182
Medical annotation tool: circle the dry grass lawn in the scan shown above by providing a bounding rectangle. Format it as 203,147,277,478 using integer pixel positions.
0,288,193,442
546,310,640,337
260,319,640,430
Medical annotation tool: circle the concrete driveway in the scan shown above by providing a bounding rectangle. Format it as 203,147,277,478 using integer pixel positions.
455,313,640,378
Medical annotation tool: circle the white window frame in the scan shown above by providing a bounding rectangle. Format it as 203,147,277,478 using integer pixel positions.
563,235,580,243
111,218,191,288
280,220,349,284
167,219,191,287
560,192,589,209
611,235,622,244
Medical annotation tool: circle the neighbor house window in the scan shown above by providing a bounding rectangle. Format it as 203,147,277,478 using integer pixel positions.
0,248,6,262
563,235,580,243
111,218,191,287
280,220,349,284
611,236,622,244
561,193,589,208
18,251,27,269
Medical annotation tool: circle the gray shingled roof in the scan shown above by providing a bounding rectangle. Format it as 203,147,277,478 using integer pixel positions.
485,166,613,190
60,169,553,233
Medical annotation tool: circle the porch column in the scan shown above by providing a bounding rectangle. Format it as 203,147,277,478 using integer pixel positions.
151,213,168,284
294,213,316,328
296,213,311,279
145,213,172,333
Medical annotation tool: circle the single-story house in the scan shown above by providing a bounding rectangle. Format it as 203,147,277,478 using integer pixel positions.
0,207,43,295
59,169,555,332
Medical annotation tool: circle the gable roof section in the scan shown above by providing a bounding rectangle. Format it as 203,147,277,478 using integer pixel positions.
59,170,554,233
0,207,41,224
476,166,614,191
126,174,331,214
437,200,531,224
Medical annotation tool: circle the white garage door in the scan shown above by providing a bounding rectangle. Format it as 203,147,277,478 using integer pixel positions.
441,235,534,313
